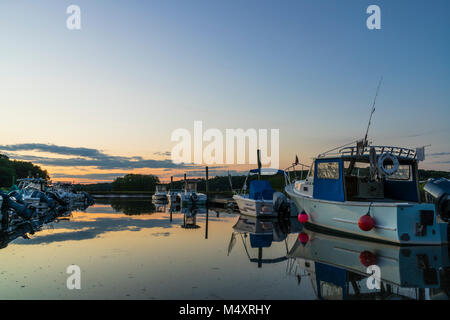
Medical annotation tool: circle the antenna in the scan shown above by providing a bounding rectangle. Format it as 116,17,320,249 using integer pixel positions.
364,76,383,145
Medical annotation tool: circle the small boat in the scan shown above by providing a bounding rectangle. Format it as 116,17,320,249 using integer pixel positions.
50,182,87,203
152,184,168,202
167,189,182,204
285,143,450,245
177,180,207,205
233,168,295,218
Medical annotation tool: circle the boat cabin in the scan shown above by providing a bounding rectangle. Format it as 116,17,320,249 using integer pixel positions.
300,146,421,203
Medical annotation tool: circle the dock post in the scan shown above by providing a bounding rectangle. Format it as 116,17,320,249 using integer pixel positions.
205,166,209,205
205,206,209,239
170,176,173,189
184,173,187,191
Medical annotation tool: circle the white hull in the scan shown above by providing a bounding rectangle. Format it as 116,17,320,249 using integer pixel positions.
286,184,448,245
152,193,167,202
178,192,207,204
233,195,274,218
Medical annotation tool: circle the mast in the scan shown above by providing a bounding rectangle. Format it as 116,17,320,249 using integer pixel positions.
363,77,383,145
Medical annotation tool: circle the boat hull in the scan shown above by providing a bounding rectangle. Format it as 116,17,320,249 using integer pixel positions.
233,195,275,218
286,185,448,245
152,194,167,202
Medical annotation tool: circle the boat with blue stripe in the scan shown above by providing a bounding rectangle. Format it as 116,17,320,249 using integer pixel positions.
285,144,450,245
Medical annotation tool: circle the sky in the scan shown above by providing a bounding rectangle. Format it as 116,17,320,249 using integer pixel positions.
0,0,449,183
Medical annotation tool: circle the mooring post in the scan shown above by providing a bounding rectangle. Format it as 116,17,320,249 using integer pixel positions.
184,173,187,191
170,176,173,189
257,149,261,180
205,206,209,240
205,166,209,205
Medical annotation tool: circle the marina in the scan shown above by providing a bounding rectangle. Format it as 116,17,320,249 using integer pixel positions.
1,197,448,300
1,0,449,307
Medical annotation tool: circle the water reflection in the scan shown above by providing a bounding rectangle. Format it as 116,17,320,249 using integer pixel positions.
287,229,450,300
0,198,448,300
229,215,302,268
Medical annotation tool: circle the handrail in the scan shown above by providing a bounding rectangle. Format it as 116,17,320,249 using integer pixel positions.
338,145,417,159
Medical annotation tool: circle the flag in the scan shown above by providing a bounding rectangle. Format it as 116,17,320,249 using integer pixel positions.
295,155,299,165
416,147,425,161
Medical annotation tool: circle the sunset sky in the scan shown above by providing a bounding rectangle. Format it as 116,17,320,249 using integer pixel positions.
0,0,449,183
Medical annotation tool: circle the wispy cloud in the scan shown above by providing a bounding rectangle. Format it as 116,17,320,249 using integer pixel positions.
428,152,450,157
153,151,171,157
0,143,188,170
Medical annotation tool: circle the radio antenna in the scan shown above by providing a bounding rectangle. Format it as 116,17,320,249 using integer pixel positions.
364,76,383,145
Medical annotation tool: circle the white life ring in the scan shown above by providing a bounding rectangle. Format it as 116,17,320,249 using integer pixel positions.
377,153,399,176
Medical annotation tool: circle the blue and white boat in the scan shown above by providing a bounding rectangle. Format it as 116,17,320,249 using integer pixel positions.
285,144,450,245
233,169,295,218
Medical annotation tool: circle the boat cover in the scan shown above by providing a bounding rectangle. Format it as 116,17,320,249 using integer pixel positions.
249,180,275,200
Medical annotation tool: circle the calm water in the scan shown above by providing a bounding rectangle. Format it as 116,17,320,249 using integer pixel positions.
0,198,449,300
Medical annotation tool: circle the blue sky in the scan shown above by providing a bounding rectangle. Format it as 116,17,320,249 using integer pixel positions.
0,0,449,182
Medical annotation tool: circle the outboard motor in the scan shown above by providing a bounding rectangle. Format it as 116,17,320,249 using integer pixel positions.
273,192,290,217
47,191,69,206
424,178,450,222
31,190,56,209
0,191,35,220
8,190,25,204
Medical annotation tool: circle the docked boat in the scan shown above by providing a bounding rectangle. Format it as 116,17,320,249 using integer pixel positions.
285,143,450,245
177,180,207,205
152,184,168,202
233,169,296,218
167,189,182,204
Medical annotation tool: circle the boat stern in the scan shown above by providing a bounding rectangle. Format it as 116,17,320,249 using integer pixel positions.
396,203,448,245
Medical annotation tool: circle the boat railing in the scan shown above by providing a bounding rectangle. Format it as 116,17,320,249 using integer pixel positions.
338,145,417,159
284,162,310,186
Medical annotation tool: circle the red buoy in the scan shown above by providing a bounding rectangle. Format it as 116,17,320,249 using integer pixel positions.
358,214,375,231
359,251,377,267
298,232,309,244
298,211,309,224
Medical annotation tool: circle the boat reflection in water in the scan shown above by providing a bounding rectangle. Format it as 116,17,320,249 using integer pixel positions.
228,214,302,268
287,229,450,300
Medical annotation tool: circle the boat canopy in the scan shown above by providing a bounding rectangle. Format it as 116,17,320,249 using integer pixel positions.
313,158,346,202
312,157,420,202
249,168,285,175
249,180,275,200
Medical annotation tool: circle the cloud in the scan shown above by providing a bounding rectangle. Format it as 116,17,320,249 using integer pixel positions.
51,173,127,180
428,152,450,157
153,151,171,156
0,143,191,170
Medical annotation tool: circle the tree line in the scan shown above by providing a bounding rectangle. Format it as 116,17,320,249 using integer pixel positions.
0,154,50,187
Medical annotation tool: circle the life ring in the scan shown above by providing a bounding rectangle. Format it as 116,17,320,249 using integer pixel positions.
191,193,198,202
377,153,399,176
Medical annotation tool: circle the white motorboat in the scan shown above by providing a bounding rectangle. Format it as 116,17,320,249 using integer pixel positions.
152,184,168,202
285,143,449,245
233,168,296,218
177,180,207,205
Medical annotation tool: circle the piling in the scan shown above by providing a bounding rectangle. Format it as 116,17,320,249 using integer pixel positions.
205,166,209,204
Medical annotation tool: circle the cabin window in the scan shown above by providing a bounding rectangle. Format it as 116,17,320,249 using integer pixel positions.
317,162,339,180
386,164,412,181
